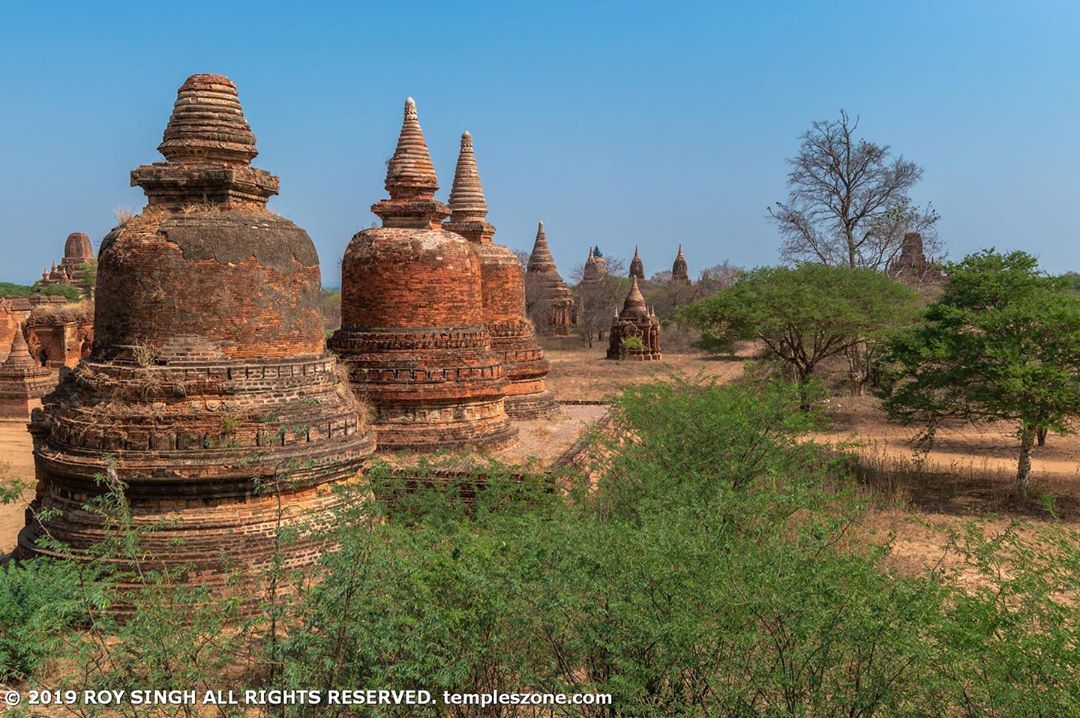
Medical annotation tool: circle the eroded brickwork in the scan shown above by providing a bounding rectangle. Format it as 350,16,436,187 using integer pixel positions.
18,74,375,596
444,132,557,419
331,100,515,450
607,276,662,361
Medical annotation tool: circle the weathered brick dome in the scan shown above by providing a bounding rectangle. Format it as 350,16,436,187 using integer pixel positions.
332,99,515,451
93,75,320,362
19,74,375,600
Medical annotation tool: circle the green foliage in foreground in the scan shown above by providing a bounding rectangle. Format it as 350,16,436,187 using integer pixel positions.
1,379,1079,717
679,264,919,406
879,249,1080,491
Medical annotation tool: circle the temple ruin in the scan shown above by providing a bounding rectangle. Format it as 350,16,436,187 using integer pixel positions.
444,132,558,419
672,244,690,284
525,221,575,336
18,74,376,592
582,246,607,284
887,232,942,284
0,326,56,418
607,277,662,361
629,246,645,280
39,232,95,294
331,99,516,451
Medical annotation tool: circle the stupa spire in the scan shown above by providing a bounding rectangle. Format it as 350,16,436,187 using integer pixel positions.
448,131,488,222
385,97,438,200
132,73,279,207
3,326,37,370
629,245,645,279
527,221,557,273
158,74,257,166
372,98,448,228
622,276,647,317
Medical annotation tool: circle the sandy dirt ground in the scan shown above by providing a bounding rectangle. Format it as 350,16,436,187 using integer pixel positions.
542,344,749,402
814,394,1080,581
0,419,34,554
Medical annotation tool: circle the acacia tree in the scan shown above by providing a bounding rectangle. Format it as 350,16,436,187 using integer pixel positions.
877,250,1080,493
679,264,919,409
771,110,939,271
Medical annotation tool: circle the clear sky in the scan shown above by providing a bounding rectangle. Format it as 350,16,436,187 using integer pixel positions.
1,1,1077,285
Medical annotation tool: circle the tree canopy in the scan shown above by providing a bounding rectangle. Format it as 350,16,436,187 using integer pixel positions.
878,249,1080,492
771,110,939,270
679,263,919,407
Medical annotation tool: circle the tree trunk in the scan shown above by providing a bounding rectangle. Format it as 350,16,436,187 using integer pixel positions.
1016,426,1035,495
1037,426,1048,447
845,341,870,396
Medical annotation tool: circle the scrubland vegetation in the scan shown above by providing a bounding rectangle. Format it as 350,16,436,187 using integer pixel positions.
3,373,1079,716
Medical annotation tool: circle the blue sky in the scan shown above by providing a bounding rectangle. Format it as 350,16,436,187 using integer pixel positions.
1,1,1077,284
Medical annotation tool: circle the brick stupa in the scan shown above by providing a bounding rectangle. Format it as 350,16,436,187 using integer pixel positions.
444,132,558,419
331,100,516,450
18,74,376,591
0,326,56,418
525,222,575,336
607,276,662,361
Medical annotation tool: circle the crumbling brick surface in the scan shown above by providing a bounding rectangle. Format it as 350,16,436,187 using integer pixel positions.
18,74,375,595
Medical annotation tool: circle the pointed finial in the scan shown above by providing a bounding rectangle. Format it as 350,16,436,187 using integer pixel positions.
385,97,438,200
448,129,488,222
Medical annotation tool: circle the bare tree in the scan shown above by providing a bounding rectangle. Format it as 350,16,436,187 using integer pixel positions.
771,110,939,270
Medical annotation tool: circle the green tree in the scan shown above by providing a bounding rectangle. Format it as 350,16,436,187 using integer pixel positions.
878,249,1080,492
679,263,919,408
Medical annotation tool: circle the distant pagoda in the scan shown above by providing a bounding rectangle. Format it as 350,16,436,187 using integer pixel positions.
629,246,645,280
525,221,575,336
607,276,661,361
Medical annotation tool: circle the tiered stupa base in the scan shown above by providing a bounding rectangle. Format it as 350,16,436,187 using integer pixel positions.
331,326,517,452
18,352,374,588
489,319,559,419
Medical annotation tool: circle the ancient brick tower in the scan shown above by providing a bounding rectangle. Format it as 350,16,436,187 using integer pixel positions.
887,232,941,284
18,74,376,587
582,246,607,284
444,132,558,419
525,222,575,336
607,277,662,361
672,244,690,284
629,246,645,280
0,326,56,418
331,100,515,450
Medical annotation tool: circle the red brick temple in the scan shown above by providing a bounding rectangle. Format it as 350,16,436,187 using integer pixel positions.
607,276,662,361
331,99,516,451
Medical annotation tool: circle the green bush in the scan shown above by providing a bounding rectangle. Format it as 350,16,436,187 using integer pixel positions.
2,378,1078,716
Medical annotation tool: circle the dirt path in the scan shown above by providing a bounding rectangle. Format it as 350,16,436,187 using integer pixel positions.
0,419,34,554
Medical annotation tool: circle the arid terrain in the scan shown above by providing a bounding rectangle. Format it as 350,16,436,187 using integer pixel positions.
4,345,1079,571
